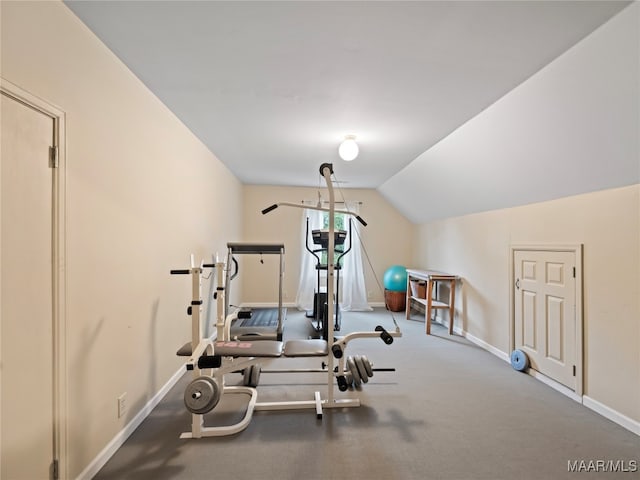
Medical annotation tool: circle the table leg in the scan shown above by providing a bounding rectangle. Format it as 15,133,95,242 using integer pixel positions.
426,279,433,335
406,275,411,320
448,279,456,335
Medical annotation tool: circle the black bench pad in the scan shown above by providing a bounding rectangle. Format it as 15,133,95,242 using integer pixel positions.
177,339,326,359
177,340,284,358
283,339,328,357
214,340,283,357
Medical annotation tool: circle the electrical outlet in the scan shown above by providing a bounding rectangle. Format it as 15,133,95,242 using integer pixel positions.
118,393,127,418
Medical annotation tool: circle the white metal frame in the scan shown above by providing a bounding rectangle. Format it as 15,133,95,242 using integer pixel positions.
176,164,401,438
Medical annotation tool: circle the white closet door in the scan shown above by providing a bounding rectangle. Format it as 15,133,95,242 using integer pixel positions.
1,92,55,480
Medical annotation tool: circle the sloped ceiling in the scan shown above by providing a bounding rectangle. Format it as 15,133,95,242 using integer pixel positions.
64,1,634,221
380,2,639,223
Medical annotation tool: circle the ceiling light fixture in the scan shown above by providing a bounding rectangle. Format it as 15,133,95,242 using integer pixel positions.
338,135,359,161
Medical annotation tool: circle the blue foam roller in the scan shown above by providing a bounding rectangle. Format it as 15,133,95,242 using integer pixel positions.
510,349,529,371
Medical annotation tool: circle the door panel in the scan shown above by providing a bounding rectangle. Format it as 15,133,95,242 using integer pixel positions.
546,295,564,362
514,249,576,390
1,92,54,479
522,260,536,280
546,262,564,285
522,290,537,350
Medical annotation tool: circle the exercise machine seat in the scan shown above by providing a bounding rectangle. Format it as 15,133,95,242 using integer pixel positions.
214,340,283,357
176,340,284,358
177,342,193,357
283,339,328,357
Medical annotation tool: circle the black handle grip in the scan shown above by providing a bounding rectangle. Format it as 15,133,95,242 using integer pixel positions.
337,375,349,392
202,263,216,268
375,325,394,345
355,215,367,227
170,269,190,275
262,204,278,215
198,355,222,369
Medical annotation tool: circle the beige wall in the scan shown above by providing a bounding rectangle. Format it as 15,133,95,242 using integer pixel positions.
241,185,414,306
407,4,639,428
2,2,242,477
415,184,640,423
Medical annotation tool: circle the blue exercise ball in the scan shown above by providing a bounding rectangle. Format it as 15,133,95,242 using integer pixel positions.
383,265,407,292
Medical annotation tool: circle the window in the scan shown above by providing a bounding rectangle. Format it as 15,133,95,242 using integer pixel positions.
319,212,346,267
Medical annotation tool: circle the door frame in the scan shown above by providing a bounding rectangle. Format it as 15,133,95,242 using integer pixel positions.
509,243,584,397
1,77,68,479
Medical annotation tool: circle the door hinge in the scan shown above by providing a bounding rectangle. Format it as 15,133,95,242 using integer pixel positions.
52,459,59,480
572,267,576,278
573,365,576,377
49,146,59,168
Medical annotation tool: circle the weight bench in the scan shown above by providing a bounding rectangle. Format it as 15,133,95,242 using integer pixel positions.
172,164,403,440
177,338,329,359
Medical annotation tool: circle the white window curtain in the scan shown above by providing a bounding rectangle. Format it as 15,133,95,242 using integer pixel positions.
295,200,372,312
295,203,324,311
340,201,372,311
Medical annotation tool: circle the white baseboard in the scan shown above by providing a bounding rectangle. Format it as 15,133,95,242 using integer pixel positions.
456,325,639,437
75,366,185,480
454,325,510,362
526,368,582,403
240,302,385,309
583,395,640,436
459,326,580,401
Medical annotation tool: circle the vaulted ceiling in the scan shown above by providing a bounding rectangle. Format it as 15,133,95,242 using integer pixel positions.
65,1,632,216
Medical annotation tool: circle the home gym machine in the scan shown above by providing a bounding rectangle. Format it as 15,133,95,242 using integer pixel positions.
225,242,286,341
304,217,352,339
171,163,401,438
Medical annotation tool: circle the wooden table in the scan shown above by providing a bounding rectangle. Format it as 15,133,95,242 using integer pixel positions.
405,269,458,335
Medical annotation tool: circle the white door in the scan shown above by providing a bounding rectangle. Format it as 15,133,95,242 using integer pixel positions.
1,91,55,479
514,249,577,390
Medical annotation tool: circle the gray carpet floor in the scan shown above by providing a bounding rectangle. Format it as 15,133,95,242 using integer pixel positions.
94,309,639,480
